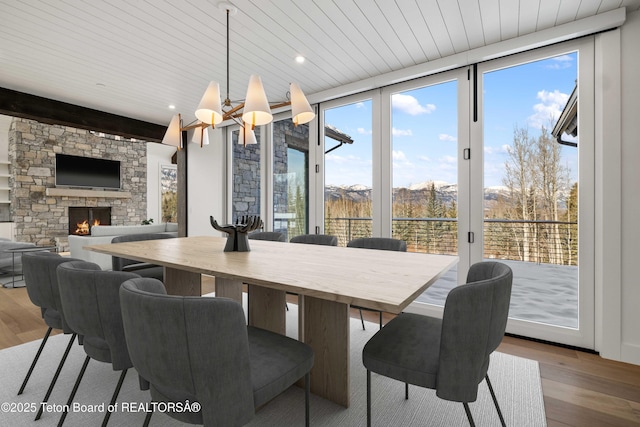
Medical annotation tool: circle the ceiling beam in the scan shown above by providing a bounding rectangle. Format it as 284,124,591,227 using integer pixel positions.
0,87,166,142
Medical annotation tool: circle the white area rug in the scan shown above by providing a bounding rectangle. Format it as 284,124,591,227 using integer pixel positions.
0,303,546,426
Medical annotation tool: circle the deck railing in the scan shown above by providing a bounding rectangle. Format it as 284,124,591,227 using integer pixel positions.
324,217,578,266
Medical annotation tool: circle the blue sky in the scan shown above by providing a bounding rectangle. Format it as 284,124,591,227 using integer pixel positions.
324,51,578,189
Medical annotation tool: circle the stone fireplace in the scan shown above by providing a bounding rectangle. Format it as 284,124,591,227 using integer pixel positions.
68,207,111,236
8,117,148,249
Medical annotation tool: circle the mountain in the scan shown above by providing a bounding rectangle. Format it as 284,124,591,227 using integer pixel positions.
324,181,512,208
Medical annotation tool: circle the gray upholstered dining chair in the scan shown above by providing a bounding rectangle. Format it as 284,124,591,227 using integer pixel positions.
362,261,513,427
119,277,315,427
56,260,141,427
111,232,174,280
290,233,338,246
20,251,84,421
248,231,286,242
346,237,407,330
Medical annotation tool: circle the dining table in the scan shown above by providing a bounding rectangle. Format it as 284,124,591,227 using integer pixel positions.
85,235,458,408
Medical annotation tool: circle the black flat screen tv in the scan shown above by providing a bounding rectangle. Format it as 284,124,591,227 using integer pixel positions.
55,154,121,190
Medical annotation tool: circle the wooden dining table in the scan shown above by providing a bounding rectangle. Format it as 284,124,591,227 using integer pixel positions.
86,235,458,408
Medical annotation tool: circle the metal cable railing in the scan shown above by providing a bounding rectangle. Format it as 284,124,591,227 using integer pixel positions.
324,217,578,266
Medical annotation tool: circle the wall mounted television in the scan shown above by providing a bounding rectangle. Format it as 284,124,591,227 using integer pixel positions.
55,153,121,190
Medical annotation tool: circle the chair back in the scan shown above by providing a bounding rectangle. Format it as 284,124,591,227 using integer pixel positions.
248,231,286,242
347,237,407,252
437,261,512,403
57,260,140,370
290,234,338,246
22,251,84,333
120,278,255,426
111,233,174,271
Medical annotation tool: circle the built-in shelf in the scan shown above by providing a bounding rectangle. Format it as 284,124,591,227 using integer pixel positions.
45,188,132,199
0,163,9,213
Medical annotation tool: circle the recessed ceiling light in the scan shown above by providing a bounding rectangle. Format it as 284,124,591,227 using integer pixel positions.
168,105,176,110
295,55,305,64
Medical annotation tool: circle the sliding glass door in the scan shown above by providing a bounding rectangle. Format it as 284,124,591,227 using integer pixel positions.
474,39,594,347
386,77,464,307
322,94,374,245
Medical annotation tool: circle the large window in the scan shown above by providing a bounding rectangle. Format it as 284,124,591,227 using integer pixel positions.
316,39,594,348
323,98,373,245
272,119,309,240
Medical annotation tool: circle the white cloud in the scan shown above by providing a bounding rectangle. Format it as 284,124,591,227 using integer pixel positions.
355,102,365,108
392,93,436,115
392,150,414,169
392,127,413,136
439,133,457,142
392,150,407,161
485,144,511,155
357,127,372,135
441,155,456,164
546,54,574,70
528,89,569,129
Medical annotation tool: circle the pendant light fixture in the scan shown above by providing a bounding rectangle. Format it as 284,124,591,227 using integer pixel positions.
162,2,315,149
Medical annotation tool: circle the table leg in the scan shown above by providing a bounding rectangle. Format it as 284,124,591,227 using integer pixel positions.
215,277,243,303
303,296,350,407
247,285,286,334
163,267,202,296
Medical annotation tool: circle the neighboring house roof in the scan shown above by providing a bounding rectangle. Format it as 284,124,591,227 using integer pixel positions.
552,85,578,147
325,124,354,154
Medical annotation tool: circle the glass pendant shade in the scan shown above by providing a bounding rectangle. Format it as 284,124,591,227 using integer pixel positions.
242,74,272,127
290,82,315,125
162,114,182,148
238,125,257,146
195,81,223,125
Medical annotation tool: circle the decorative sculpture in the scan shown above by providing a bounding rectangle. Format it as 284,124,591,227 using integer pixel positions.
210,215,263,252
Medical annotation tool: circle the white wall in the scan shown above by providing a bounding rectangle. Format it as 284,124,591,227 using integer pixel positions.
146,141,177,223
187,127,226,237
620,9,640,364
0,115,11,163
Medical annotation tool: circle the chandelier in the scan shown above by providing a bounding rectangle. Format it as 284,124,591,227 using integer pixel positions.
162,2,315,149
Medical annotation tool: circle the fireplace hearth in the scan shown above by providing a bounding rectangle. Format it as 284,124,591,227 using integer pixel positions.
68,207,111,236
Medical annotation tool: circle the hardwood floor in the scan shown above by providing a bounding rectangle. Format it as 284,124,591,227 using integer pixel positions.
1,279,639,426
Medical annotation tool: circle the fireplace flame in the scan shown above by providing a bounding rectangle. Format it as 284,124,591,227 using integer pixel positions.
75,219,100,235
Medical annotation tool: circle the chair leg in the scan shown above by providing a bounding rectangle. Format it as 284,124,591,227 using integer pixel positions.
101,369,128,427
18,326,52,395
34,333,77,421
485,374,506,426
379,311,383,330
57,355,90,427
463,402,476,427
360,309,365,330
143,409,153,427
366,370,371,427
305,372,310,427
405,383,409,400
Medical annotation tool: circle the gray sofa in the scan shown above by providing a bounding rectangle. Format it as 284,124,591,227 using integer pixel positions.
68,223,178,270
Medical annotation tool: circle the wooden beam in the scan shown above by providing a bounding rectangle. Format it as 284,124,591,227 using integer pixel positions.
0,87,166,142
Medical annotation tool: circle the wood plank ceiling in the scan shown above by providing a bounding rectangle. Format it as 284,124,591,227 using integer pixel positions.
1,0,639,128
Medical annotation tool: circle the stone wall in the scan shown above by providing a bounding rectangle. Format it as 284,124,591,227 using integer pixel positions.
8,118,147,247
